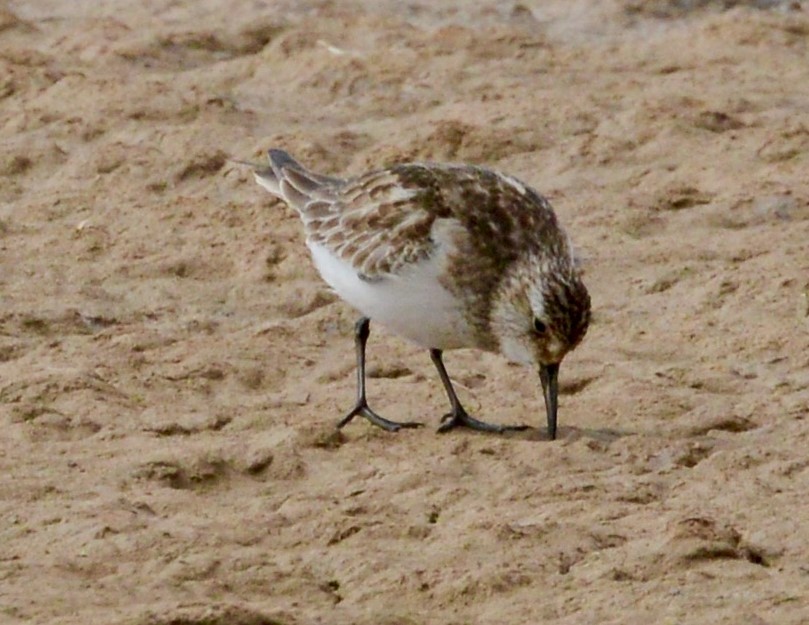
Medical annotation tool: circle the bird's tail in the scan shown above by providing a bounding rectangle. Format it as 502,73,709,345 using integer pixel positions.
237,149,341,212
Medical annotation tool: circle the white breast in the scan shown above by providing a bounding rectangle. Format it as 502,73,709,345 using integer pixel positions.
307,241,475,350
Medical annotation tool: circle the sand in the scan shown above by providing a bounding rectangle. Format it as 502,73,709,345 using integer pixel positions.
2,0,809,623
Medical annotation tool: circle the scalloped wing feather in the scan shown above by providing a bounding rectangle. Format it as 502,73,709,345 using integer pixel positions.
300,170,450,279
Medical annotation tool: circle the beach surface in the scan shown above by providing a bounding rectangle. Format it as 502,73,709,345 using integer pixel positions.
2,1,809,623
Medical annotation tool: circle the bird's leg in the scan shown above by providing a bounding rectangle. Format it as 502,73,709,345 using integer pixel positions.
337,317,423,432
431,349,530,434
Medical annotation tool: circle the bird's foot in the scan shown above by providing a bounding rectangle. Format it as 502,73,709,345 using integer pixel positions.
337,401,423,432
437,408,530,434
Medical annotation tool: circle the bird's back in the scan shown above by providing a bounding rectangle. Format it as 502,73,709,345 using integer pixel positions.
253,150,571,281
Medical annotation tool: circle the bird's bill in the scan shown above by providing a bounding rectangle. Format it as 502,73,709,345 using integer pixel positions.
539,362,560,440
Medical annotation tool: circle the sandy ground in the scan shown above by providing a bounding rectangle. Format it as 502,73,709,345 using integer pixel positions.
2,0,809,623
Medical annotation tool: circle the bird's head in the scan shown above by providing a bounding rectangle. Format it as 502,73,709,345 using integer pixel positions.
490,251,591,439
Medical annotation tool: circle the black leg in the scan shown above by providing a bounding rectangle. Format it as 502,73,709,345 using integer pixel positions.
430,349,529,434
336,317,423,432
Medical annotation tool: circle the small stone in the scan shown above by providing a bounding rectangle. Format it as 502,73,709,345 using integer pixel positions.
753,195,797,221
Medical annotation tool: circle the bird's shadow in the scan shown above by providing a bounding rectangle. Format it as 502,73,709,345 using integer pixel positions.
486,425,633,443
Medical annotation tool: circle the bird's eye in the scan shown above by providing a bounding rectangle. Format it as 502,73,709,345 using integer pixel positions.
533,318,547,335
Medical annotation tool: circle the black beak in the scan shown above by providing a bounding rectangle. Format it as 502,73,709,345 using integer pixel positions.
539,362,560,440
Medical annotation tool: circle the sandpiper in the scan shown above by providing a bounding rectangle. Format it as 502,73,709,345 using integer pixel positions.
243,149,590,439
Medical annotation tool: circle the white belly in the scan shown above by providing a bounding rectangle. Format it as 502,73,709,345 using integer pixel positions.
308,242,475,350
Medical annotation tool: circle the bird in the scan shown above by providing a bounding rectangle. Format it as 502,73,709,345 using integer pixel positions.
241,149,591,439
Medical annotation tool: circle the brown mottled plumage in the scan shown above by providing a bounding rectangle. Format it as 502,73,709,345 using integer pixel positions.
243,149,591,439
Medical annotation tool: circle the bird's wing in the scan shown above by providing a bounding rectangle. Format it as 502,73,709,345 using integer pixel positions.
300,167,457,280
251,151,560,281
